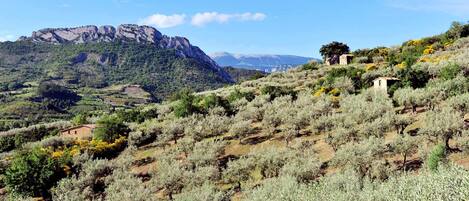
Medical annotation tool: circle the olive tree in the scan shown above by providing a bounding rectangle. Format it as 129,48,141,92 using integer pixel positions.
223,157,255,190
419,107,464,151
332,137,388,179
229,120,254,143
392,134,419,171
151,159,186,200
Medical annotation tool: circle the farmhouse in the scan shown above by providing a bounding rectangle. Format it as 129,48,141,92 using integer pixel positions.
373,77,400,93
61,124,96,139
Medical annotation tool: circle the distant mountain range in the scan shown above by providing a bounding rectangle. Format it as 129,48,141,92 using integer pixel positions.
210,52,319,72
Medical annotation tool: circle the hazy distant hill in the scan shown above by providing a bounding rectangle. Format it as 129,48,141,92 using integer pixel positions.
210,52,319,72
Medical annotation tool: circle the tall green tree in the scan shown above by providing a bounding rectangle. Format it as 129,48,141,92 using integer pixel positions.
319,41,350,62
93,115,130,143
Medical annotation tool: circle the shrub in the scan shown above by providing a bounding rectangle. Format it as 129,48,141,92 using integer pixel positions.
174,182,226,201
427,144,446,172
332,137,388,179
230,120,254,142
280,150,321,183
227,88,255,103
93,115,130,143
184,114,231,141
396,67,430,88
392,134,418,171
151,159,185,200
89,136,127,158
172,89,198,118
5,148,65,197
419,107,463,151
261,85,296,100
187,140,225,169
439,63,461,80
71,113,89,126
198,94,231,114
128,119,161,147
301,61,319,71
325,67,365,90
0,135,16,152
223,157,255,190
104,169,154,201
52,159,113,201
445,93,469,113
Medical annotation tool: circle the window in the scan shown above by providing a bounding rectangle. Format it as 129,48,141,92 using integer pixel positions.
74,130,77,134
379,80,381,86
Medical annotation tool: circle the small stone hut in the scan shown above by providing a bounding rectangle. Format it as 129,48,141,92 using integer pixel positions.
373,77,400,93
339,54,354,65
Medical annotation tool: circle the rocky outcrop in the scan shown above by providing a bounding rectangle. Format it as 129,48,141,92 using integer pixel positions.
19,24,227,80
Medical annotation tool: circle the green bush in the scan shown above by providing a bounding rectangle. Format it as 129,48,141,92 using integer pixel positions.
325,67,365,90
93,115,130,143
172,89,198,118
439,63,461,80
200,94,227,113
4,148,65,197
0,135,16,152
71,113,88,126
397,67,430,88
427,144,446,172
227,88,255,103
301,62,319,71
261,85,296,100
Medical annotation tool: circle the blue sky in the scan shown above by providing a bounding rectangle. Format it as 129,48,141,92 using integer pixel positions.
0,0,468,58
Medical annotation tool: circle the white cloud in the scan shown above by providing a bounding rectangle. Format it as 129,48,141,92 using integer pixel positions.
0,34,15,42
388,0,469,14
191,12,266,27
139,14,186,28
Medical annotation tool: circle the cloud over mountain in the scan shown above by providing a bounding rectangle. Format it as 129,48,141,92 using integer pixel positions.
191,12,266,27
139,14,186,28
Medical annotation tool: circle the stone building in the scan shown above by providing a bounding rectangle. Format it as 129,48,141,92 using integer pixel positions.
325,54,354,65
61,124,96,139
339,54,354,65
373,77,399,93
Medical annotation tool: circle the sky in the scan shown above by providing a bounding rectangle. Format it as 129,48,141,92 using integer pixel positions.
0,0,468,58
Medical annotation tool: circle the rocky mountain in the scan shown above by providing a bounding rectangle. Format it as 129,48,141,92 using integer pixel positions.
210,52,319,72
19,24,222,73
0,24,233,101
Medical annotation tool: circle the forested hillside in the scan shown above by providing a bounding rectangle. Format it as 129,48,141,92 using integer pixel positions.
0,23,468,201
0,24,234,131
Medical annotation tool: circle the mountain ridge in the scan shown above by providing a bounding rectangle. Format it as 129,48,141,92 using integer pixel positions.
210,51,319,72
18,24,227,79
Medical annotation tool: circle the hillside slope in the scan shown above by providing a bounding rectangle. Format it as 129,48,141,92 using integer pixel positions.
0,24,468,201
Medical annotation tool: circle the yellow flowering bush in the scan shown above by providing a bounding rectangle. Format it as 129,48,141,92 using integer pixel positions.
88,136,127,158
328,88,340,96
51,150,64,159
365,64,377,72
423,45,434,55
313,87,326,97
396,62,407,69
407,39,423,46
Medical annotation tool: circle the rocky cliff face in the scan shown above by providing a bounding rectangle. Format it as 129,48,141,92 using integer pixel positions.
19,24,222,74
